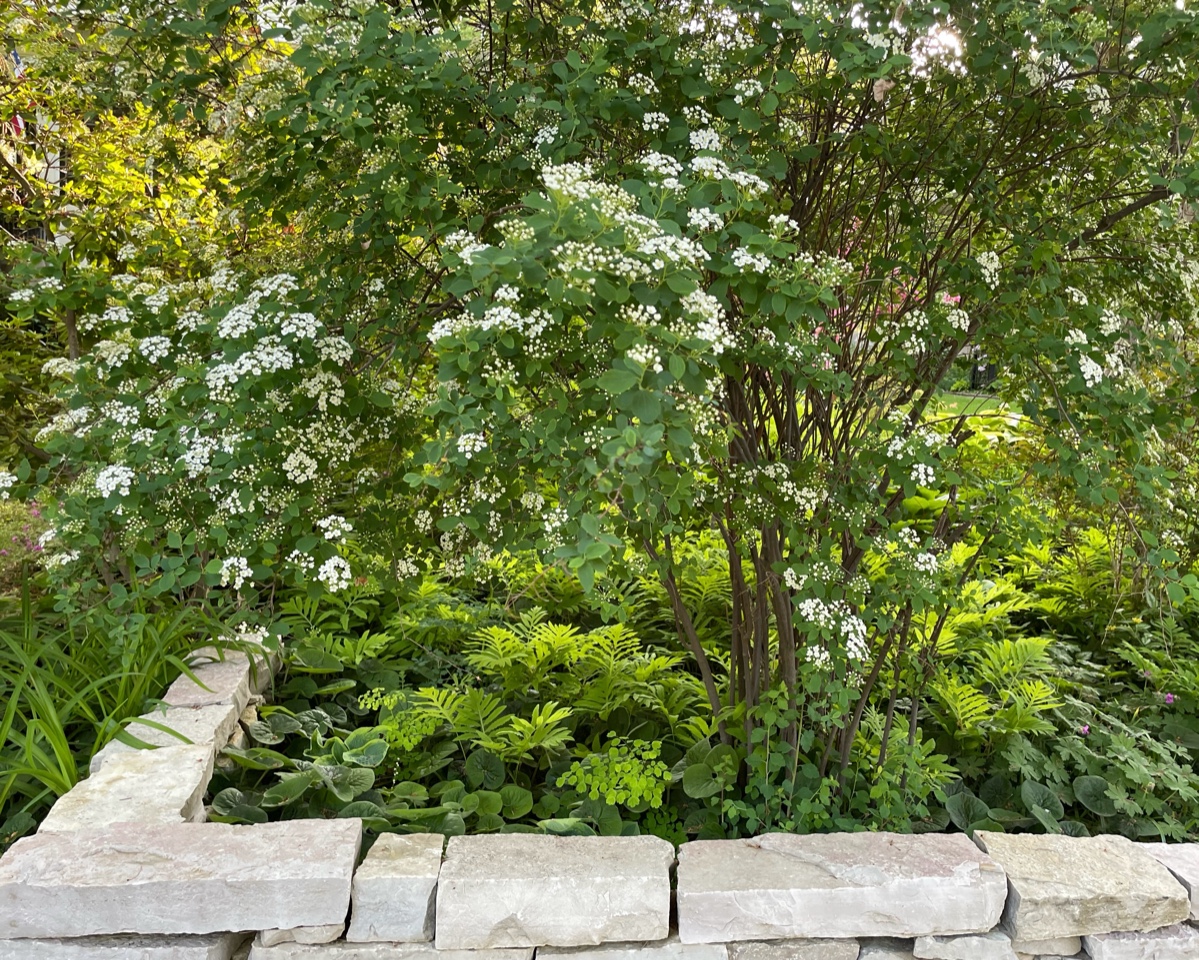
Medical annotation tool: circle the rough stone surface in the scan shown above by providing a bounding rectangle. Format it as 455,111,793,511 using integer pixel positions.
1140,843,1199,921
1082,923,1199,960
345,833,443,943
727,941,860,960
163,647,274,713
1008,932,1081,958
434,834,674,949
248,944,533,960
974,832,1189,941
856,943,914,960
257,929,344,949
538,935,728,960
37,743,214,834
0,936,249,960
912,931,1015,960
676,833,1006,943
90,704,241,774
0,820,361,938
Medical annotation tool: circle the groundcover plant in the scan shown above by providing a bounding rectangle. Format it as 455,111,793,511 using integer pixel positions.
1,0,1198,841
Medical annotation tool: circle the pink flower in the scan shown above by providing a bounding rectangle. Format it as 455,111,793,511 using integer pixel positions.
1079,724,1090,736
941,292,961,304
1165,693,1175,705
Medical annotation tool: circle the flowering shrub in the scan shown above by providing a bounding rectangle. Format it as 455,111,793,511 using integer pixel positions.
25,270,406,601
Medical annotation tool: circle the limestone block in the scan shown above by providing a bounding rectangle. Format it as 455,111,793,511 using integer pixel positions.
728,941,860,960
856,943,914,960
912,931,1015,960
163,647,274,713
345,833,443,943
248,944,533,960
0,820,362,938
1083,922,1199,960
257,928,344,948
90,703,242,774
1140,843,1199,920
0,935,249,960
1007,934,1081,957
538,935,728,960
434,834,674,949
38,743,214,834
973,832,1189,941
676,834,1006,943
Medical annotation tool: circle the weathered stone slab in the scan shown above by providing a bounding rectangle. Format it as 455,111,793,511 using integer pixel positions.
0,935,248,960
435,834,674,949
1140,843,1199,920
90,703,241,774
857,943,914,960
1007,933,1081,958
728,940,859,960
345,833,443,942
1083,923,1199,960
38,743,214,834
676,834,1006,943
912,931,1015,960
257,928,343,948
539,936,727,960
0,820,361,938
974,832,1189,941
248,944,533,960
163,647,274,713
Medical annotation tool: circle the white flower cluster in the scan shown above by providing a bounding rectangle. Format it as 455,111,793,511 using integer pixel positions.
642,111,670,132
317,514,354,542
457,432,487,459
0,471,15,499
976,251,1000,289
95,464,136,498
1064,328,1088,347
41,357,81,378
1066,286,1088,306
688,156,770,198
1100,309,1123,336
731,248,771,274
1079,354,1104,388
318,555,353,592
688,207,723,232
680,289,735,354
7,288,35,304
683,105,711,126
287,549,315,572
94,340,132,369
911,462,936,486
220,556,252,590
443,229,491,263
627,342,663,373
946,307,970,332
690,128,721,152
281,312,321,339
627,72,658,96
282,449,319,483
316,336,354,364
639,152,683,189
217,302,257,339
251,273,300,301
139,336,172,363
178,310,207,334
101,401,140,427
429,301,551,345
795,597,869,661
395,557,420,579
768,213,800,236
732,78,764,105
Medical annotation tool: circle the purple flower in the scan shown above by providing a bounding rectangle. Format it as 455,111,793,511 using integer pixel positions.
1165,693,1175,705
1079,724,1090,736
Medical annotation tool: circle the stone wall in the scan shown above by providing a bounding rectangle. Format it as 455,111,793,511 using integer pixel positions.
3,647,1199,960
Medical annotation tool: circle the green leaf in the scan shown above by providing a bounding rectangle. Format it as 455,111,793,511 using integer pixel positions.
945,792,991,833
475,790,504,816
500,784,534,819
1072,775,1117,817
464,748,505,790
262,771,320,807
475,812,506,832
220,746,290,770
682,762,723,798
538,817,598,836
1021,781,1064,821
596,369,640,395
321,764,375,802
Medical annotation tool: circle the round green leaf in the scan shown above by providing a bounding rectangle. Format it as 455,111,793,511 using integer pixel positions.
1072,775,1117,817
465,749,505,790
